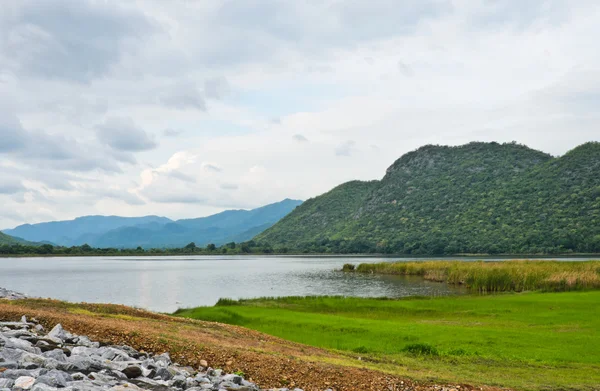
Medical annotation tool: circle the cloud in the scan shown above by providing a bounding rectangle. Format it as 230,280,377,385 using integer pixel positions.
146,193,207,204
0,0,157,82
397,61,414,77
167,170,196,183
293,134,309,142
0,111,27,152
163,128,184,137
82,186,146,206
335,140,356,157
136,151,197,191
204,76,230,100
158,81,206,111
2,0,600,228
201,162,223,172
96,116,157,152
0,178,25,195
220,183,239,190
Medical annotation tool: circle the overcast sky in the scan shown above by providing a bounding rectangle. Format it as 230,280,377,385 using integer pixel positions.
1,0,599,228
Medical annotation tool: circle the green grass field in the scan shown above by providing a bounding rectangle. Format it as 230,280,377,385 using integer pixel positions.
176,291,600,390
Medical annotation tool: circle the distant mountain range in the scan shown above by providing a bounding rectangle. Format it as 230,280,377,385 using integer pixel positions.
257,142,600,255
3,199,302,249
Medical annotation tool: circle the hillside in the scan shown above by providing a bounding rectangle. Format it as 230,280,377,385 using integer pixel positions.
0,232,36,246
256,142,600,254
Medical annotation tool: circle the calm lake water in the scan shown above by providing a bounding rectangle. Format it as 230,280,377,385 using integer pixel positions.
0,255,594,313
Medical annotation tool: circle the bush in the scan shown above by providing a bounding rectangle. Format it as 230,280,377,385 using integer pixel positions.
403,343,439,356
342,263,356,272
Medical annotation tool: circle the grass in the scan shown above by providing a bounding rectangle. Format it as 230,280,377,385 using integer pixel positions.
175,292,600,390
353,260,600,292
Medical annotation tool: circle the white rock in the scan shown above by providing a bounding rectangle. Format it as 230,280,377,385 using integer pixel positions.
14,376,35,390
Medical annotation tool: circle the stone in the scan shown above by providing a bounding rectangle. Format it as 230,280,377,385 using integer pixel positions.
223,374,243,385
0,361,18,369
41,349,67,362
199,359,208,368
31,384,58,391
171,374,187,388
35,369,72,387
122,365,143,379
4,337,39,354
46,325,67,343
154,353,171,367
155,367,173,380
14,376,36,390
0,379,14,389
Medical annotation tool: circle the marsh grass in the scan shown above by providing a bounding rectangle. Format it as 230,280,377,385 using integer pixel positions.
354,260,600,292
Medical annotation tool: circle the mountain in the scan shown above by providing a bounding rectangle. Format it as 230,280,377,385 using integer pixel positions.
0,232,36,246
256,142,600,255
89,199,303,248
3,199,303,249
3,215,173,246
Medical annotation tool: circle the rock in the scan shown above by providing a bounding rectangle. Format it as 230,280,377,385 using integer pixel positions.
0,361,18,369
31,384,58,391
122,365,143,379
46,325,67,343
154,353,171,367
41,349,67,362
14,376,36,390
3,337,39,354
223,374,243,385
35,369,72,387
155,367,173,380
1,316,271,391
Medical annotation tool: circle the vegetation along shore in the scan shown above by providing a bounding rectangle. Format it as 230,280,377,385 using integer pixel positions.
345,260,600,292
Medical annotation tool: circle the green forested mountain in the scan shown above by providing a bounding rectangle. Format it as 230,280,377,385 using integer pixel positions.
0,232,35,246
256,142,600,255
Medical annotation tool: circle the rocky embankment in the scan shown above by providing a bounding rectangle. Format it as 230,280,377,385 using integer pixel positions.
0,317,305,391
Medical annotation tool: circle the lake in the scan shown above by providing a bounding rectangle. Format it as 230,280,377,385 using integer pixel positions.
0,255,593,313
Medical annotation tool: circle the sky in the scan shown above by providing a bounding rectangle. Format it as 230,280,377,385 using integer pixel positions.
1,0,599,229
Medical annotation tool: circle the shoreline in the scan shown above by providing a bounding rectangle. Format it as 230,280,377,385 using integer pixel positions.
2,252,600,259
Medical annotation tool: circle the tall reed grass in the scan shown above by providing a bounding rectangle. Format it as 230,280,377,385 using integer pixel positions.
354,260,600,292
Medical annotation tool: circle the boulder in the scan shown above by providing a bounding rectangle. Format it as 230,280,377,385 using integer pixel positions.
121,366,143,379
14,376,36,390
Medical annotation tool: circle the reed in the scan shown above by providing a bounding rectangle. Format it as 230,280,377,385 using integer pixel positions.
354,260,600,292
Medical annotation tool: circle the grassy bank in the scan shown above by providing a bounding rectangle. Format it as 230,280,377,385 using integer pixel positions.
176,291,600,390
351,260,600,292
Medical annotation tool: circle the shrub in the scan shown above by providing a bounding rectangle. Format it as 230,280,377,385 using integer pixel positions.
403,343,439,356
